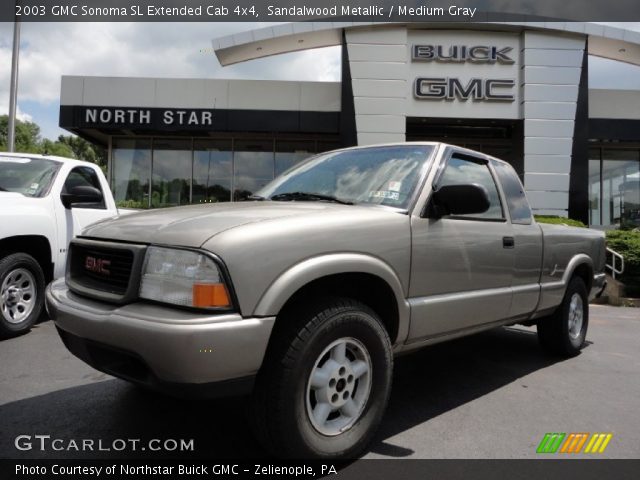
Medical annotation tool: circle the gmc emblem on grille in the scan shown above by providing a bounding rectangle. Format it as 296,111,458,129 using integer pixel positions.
85,256,111,275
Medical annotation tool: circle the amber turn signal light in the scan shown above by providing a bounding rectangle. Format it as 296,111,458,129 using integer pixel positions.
192,283,231,308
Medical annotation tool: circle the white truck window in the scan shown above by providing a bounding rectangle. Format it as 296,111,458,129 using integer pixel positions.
62,167,106,209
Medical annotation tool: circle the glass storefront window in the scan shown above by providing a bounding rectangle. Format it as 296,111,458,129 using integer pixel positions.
112,138,151,209
151,139,192,208
111,137,640,223
111,136,341,208
193,140,232,203
588,148,601,225
233,140,275,200
275,141,315,176
602,149,640,228
589,147,640,228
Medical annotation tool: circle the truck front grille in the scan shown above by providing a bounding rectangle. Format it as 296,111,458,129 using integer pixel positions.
67,239,146,303
69,244,134,294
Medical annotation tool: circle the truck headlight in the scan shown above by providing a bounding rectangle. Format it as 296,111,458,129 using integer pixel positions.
139,246,231,309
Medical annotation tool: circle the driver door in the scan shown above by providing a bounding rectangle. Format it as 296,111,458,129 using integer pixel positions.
61,166,114,232
407,150,515,342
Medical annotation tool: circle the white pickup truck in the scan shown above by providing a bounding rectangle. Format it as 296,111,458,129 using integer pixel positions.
0,152,123,337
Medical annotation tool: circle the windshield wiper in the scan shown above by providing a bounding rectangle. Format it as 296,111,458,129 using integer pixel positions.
270,191,353,205
247,194,266,201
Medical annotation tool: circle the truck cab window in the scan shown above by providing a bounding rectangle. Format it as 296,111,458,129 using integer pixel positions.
438,155,504,220
492,160,533,225
62,167,105,209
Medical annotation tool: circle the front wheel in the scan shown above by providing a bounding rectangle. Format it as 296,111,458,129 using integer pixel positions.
0,253,46,339
251,298,393,459
537,277,589,357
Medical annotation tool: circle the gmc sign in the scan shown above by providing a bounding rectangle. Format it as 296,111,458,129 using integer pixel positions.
414,77,515,102
85,256,111,275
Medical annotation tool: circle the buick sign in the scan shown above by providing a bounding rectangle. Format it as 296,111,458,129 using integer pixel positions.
412,45,515,64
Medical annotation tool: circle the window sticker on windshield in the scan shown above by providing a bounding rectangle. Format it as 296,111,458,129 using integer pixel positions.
27,183,39,195
369,190,400,201
388,181,402,192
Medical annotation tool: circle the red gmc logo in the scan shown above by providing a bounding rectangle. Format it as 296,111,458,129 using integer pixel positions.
85,256,111,275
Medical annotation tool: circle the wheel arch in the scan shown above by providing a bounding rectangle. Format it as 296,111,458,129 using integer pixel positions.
0,235,53,282
253,254,410,346
563,254,594,292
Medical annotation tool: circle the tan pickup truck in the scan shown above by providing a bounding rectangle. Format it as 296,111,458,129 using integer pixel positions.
46,143,606,459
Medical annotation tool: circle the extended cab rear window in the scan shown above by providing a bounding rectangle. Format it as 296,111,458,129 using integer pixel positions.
492,161,533,225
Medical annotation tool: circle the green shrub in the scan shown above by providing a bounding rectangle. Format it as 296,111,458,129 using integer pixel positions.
605,230,640,295
534,215,587,228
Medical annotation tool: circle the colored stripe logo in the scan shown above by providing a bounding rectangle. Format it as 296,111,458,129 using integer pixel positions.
584,433,613,453
537,433,566,453
537,433,613,454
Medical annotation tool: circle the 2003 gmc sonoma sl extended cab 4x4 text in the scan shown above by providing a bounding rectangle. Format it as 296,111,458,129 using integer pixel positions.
46,143,607,459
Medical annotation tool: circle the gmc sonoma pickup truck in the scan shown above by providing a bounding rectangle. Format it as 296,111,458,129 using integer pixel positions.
0,152,124,338
46,143,606,459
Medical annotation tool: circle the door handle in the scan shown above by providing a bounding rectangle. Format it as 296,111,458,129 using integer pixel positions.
503,236,515,248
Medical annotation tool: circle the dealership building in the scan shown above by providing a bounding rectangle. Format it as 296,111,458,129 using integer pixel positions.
59,22,640,227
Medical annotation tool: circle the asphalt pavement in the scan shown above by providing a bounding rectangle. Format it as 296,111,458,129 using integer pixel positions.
1,305,639,459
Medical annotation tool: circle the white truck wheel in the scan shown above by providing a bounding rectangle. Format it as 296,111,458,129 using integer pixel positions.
0,253,46,338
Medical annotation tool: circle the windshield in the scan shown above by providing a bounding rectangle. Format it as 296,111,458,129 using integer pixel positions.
0,157,62,198
256,145,435,210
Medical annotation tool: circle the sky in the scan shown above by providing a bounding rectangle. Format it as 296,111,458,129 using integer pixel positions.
0,21,639,140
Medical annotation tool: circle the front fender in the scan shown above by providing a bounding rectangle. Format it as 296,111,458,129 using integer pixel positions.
252,253,411,346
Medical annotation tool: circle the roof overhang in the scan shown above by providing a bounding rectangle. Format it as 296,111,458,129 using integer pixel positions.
213,21,640,67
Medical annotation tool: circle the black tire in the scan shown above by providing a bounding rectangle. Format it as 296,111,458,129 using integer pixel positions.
0,253,46,339
537,277,589,357
251,297,393,459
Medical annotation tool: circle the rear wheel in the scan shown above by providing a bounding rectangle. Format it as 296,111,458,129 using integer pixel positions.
537,276,588,357
0,253,46,339
251,297,393,459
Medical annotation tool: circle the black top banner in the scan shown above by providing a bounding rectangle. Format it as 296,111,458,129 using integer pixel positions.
1,0,640,22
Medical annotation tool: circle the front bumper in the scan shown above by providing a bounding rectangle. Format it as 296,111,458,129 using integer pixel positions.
46,279,275,397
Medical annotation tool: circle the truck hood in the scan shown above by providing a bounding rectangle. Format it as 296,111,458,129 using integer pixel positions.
0,192,46,210
81,201,362,247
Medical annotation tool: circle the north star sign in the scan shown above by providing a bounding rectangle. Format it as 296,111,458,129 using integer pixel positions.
83,107,214,127
412,44,516,102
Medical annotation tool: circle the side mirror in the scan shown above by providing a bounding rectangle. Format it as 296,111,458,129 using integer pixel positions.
61,186,103,209
428,183,490,218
